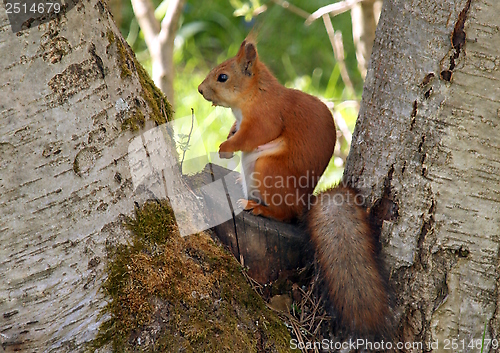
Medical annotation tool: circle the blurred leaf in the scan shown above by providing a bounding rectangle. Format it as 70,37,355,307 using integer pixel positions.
324,64,341,98
154,0,169,20
177,21,207,41
230,0,261,22
126,18,139,47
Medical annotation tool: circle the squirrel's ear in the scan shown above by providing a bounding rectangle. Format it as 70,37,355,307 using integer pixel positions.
240,42,257,76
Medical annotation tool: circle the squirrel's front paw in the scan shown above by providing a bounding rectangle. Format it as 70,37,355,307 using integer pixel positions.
219,151,234,159
219,142,234,159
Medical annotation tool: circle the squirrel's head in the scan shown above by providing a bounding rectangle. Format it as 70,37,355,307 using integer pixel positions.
198,39,259,108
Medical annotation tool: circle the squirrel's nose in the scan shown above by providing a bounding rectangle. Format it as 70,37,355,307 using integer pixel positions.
198,85,203,96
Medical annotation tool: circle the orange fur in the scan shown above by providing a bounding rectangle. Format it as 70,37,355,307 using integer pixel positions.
198,37,335,221
308,186,389,334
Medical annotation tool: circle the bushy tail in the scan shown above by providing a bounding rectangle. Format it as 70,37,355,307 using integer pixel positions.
307,186,388,334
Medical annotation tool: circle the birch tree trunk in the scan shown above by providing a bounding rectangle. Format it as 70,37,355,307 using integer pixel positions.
345,0,500,350
0,0,172,351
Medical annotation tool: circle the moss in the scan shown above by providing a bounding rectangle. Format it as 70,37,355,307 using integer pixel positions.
90,201,293,353
115,36,133,79
121,110,145,131
108,28,173,130
106,30,115,45
135,61,173,125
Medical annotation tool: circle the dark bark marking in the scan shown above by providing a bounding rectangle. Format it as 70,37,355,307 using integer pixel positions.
433,271,449,310
114,172,122,184
451,0,472,54
89,44,105,79
418,135,425,154
370,165,399,226
440,70,452,82
418,134,428,177
3,310,19,319
410,100,418,131
440,0,473,82
424,88,432,99
455,246,470,258
421,73,435,86
47,58,104,103
417,199,435,270
385,164,394,195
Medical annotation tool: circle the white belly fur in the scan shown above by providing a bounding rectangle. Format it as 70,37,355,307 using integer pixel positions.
241,151,259,200
231,108,284,202
240,139,285,202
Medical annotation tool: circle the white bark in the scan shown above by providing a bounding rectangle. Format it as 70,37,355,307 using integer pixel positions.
345,0,500,350
0,1,169,351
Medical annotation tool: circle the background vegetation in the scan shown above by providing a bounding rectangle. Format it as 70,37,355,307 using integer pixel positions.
109,0,364,189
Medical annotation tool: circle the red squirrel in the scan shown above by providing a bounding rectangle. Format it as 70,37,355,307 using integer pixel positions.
198,36,388,334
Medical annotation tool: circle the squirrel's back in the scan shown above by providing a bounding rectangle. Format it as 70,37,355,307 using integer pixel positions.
308,186,389,334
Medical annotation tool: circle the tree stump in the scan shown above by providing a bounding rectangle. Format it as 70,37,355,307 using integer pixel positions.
188,163,312,284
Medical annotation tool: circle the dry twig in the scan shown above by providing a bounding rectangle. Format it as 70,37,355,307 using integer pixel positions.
305,0,363,25
269,0,310,19
322,14,355,95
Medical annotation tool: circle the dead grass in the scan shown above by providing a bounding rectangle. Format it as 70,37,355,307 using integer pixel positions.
243,268,334,353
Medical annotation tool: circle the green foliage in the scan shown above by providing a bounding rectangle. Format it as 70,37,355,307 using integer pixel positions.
111,0,363,184
480,320,487,353
230,0,263,21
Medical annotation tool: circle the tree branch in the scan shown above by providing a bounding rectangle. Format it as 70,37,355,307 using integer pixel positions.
159,0,185,45
269,0,310,19
305,0,363,25
131,0,185,107
351,0,381,78
130,0,160,50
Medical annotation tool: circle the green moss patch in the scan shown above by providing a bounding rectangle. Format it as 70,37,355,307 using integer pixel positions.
106,29,173,130
135,61,173,126
121,110,145,132
90,200,293,352
114,33,133,80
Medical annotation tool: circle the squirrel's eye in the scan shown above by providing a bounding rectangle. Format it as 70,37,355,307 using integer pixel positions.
217,73,228,82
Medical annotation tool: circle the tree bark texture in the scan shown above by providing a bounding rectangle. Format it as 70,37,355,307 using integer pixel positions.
0,0,171,351
344,0,500,350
